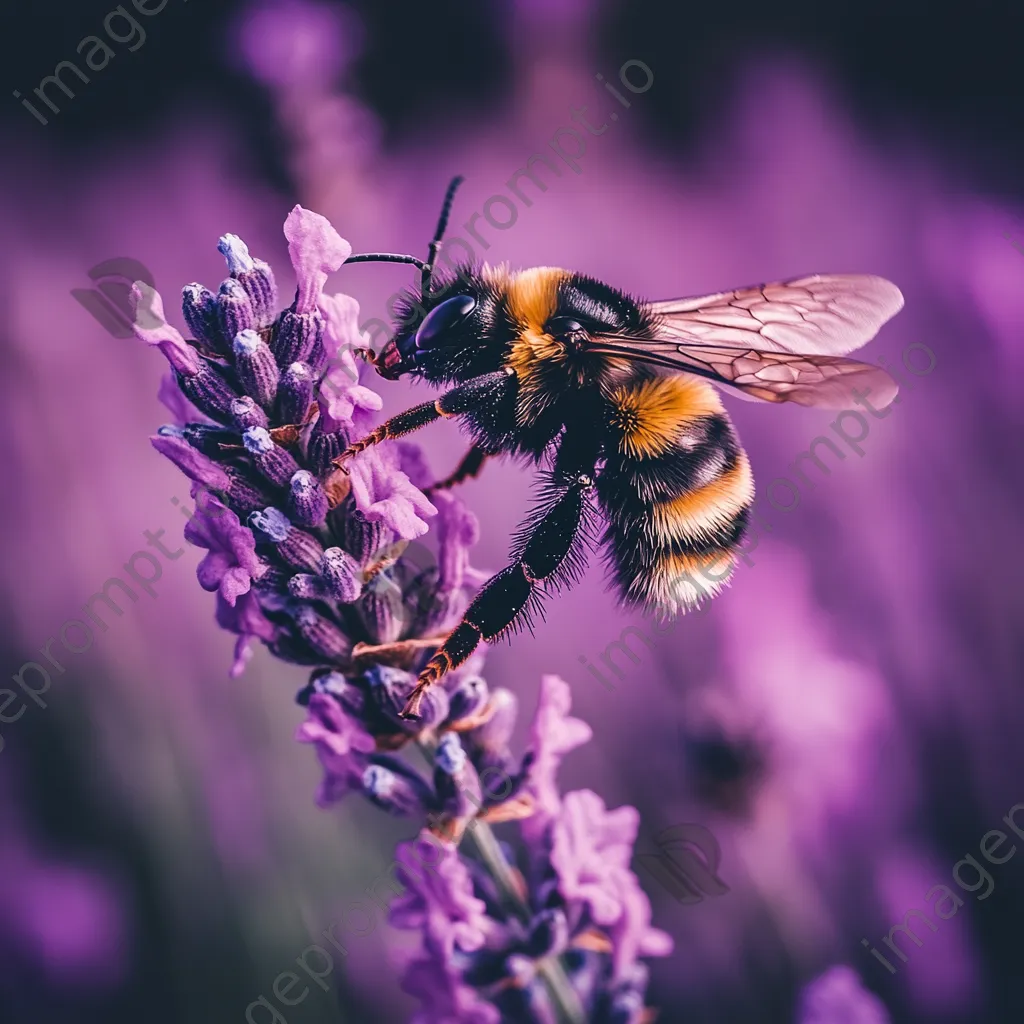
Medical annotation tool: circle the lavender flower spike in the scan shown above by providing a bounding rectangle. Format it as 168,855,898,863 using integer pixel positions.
132,203,677,1023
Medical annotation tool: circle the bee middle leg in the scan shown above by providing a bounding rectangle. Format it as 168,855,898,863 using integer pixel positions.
424,445,490,496
400,472,594,719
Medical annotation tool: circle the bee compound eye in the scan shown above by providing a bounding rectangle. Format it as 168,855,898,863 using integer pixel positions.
415,294,477,351
547,316,587,343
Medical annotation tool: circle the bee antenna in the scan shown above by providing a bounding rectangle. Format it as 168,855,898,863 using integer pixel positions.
344,253,428,270
422,175,465,300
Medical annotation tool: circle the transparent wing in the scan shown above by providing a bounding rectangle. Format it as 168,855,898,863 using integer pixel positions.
588,338,898,408
588,274,904,408
649,274,904,356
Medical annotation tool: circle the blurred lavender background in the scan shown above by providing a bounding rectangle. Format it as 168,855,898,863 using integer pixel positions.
2,1,1023,1021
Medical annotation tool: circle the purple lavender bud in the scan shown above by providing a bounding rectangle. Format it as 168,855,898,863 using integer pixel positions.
307,335,329,374
269,631,328,668
218,233,255,276
408,567,452,636
242,427,301,487
319,547,363,603
359,574,404,645
600,965,650,1024
276,362,315,425
249,508,325,572
468,688,518,753
337,498,388,563
218,234,278,328
253,564,291,594
182,283,226,353
308,422,350,476
271,308,323,367
474,750,519,804
524,909,569,960
222,468,272,515
446,675,490,725
276,531,327,573
366,664,448,729
290,603,352,663
179,423,238,459
287,470,329,527
150,434,231,490
434,732,483,824
230,395,269,430
233,329,280,408
248,506,291,543
296,670,366,715
287,574,334,601
362,760,433,818
246,259,278,326
217,278,256,341
177,360,240,424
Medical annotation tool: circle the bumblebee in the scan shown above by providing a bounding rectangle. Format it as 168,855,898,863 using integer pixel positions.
338,178,904,717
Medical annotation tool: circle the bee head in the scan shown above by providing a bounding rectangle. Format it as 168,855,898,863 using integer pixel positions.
377,294,478,379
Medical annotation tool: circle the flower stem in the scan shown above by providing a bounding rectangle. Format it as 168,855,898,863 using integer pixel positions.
415,739,585,1024
467,818,587,1024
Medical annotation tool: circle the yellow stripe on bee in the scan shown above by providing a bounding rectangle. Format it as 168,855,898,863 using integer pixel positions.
505,267,567,329
650,453,754,543
609,376,724,460
503,267,569,425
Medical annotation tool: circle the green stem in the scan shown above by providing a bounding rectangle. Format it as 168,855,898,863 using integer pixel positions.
415,741,585,1024
467,817,586,1024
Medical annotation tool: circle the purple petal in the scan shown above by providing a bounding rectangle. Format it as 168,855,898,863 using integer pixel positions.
131,283,199,374
150,435,231,490
606,870,674,979
318,291,367,368
284,206,352,314
185,492,267,605
317,371,382,433
157,371,205,425
550,789,641,927
391,831,495,962
522,675,592,841
296,694,376,807
348,446,436,540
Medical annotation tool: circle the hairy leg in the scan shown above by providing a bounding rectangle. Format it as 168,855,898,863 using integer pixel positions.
333,369,514,472
401,470,596,719
424,445,491,496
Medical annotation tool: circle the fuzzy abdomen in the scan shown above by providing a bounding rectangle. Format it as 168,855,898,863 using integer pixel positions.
598,374,754,614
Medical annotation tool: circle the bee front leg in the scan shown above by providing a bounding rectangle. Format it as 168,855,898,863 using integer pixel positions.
400,471,595,719
332,400,443,473
333,370,515,473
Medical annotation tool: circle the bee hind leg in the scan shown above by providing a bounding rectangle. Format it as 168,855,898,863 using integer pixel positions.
400,472,594,719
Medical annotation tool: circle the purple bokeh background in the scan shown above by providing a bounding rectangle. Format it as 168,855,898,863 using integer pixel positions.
2,1,1022,1021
